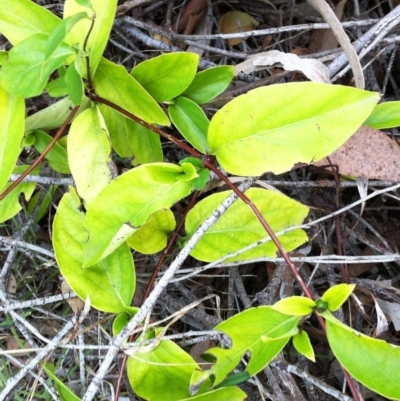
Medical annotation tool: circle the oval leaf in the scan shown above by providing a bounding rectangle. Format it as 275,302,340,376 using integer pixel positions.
364,101,400,129
93,58,170,126
83,163,194,267
208,82,380,176
0,85,24,191
324,312,400,400
68,106,112,205
182,66,234,105
53,187,136,313
169,96,210,153
0,0,60,45
321,283,355,312
127,209,175,254
293,331,315,362
0,33,75,98
193,307,300,387
185,188,309,262
272,296,316,316
64,0,117,76
131,52,199,102
127,338,206,401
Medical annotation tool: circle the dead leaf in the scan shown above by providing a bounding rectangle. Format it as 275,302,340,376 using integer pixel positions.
309,0,348,52
377,299,400,331
314,126,400,181
6,273,16,293
177,0,207,33
234,50,330,83
219,11,259,46
61,280,84,315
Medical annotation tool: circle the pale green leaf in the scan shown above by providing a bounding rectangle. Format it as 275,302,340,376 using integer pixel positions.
0,51,8,65
0,85,24,191
64,0,117,76
193,307,300,387
46,12,88,58
321,283,355,312
25,97,90,131
127,209,176,254
293,331,315,362
68,106,112,205
98,104,134,157
0,34,75,98
93,58,170,126
53,187,136,313
181,387,247,401
272,296,316,316
182,66,234,104
129,120,163,164
364,101,400,129
83,163,194,267
43,364,81,401
112,312,130,336
169,96,210,153
46,76,69,98
0,0,60,45
322,311,400,400
127,337,208,401
65,61,84,105
131,52,199,102
185,188,309,262
208,83,380,176
32,130,70,174
0,166,38,223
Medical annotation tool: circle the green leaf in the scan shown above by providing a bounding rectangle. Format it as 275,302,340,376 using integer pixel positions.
215,372,250,388
83,163,194,267
32,130,71,174
131,52,199,102
322,311,400,400
364,101,400,129
25,97,90,131
293,330,315,362
42,364,81,401
46,12,88,58
185,188,309,262
93,58,170,126
129,120,164,164
182,66,234,104
0,166,38,223
68,106,112,205
27,185,57,225
321,283,355,312
46,76,69,98
181,387,246,401
192,307,300,388
0,51,8,65
169,96,210,153
97,104,134,157
53,187,136,313
0,85,24,191
208,83,380,176
127,336,209,401
127,209,176,254
272,296,316,316
112,312,130,336
0,0,60,45
0,34,75,98
64,0,117,76
65,62,84,105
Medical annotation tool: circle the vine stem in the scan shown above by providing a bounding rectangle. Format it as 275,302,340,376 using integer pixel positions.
90,93,362,401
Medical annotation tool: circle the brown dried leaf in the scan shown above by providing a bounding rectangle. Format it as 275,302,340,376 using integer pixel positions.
218,11,259,46
177,0,207,33
309,0,348,52
314,126,400,181
61,280,84,314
